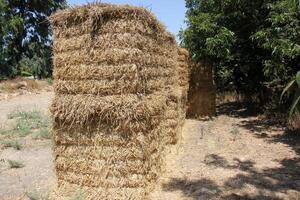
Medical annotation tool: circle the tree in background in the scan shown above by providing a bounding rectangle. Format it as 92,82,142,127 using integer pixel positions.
0,0,67,79
253,0,300,113
180,0,300,113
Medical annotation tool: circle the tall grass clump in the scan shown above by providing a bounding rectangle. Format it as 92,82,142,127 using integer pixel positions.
5,109,50,138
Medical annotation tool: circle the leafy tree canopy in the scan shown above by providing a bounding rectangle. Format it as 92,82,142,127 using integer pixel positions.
0,0,67,79
180,0,300,105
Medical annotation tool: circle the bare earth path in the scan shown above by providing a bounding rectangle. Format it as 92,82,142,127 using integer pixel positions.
0,92,54,200
151,103,300,200
0,93,299,200
0,92,53,124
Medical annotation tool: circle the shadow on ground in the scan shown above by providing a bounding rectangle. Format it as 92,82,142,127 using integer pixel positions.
163,156,300,199
218,102,285,133
217,102,262,118
162,101,300,200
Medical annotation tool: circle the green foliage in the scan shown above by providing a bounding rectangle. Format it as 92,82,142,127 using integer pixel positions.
26,191,40,200
1,140,22,150
181,0,270,95
253,0,300,85
5,109,50,138
7,159,24,168
230,126,240,141
0,0,67,78
281,71,300,116
47,78,53,85
181,0,300,114
25,190,49,200
32,128,51,140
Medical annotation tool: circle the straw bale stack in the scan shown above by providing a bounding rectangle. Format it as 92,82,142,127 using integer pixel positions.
49,3,178,200
177,48,190,128
187,62,216,118
163,48,190,145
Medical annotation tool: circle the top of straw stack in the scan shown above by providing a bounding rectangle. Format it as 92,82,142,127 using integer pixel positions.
49,3,175,43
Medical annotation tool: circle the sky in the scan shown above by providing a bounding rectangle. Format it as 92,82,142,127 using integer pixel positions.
68,0,187,38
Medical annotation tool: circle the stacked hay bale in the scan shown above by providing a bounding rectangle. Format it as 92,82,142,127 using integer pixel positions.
163,48,190,145
177,48,190,128
187,62,216,118
163,64,181,145
49,3,178,200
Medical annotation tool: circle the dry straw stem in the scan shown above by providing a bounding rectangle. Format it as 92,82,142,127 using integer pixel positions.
176,48,190,137
54,78,175,96
162,47,190,145
54,64,173,81
187,61,216,118
49,3,175,42
53,49,176,68
50,3,180,200
50,182,150,200
51,94,166,130
53,32,173,58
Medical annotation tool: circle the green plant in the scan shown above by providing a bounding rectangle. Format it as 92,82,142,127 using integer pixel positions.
46,78,53,85
0,128,10,135
7,159,24,168
181,0,299,114
32,128,51,140
25,190,49,200
26,191,39,200
281,71,300,117
71,190,85,200
0,0,67,79
8,109,50,137
230,127,240,141
1,140,22,150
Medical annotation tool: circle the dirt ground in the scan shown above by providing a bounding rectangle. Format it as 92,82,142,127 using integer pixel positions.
0,91,299,200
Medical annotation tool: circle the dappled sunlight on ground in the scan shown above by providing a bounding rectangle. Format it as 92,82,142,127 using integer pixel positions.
0,93,299,200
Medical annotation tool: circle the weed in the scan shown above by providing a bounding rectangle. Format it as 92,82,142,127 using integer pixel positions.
7,109,50,138
0,81,19,93
1,140,22,150
47,78,53,85
15,120,31,136
200,125,205,139
32,128,51,139
26,191,39,200
26,80,40,90
71,190,85,200
8,109,41,120
230,126,240,141
7,159,24,168
0,128,10,135
25,190,49,200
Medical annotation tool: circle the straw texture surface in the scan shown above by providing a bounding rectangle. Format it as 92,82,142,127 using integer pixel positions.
49,3,181,200
187,61,216,118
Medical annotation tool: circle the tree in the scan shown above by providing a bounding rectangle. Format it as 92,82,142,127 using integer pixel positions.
0,0,67,79
181,0,299,110
253,0,300,87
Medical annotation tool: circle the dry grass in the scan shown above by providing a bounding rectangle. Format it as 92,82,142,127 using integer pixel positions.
0,77,52,93
1,140,22,150
0,81,21,93
0,109,50,139
217,91,244,104
26,79,40,90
